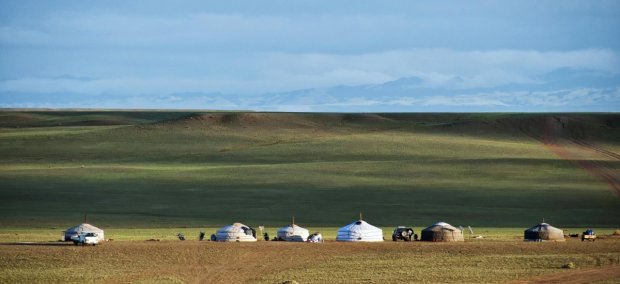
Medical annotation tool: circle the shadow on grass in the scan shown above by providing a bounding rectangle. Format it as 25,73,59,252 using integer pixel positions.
431,158,620,166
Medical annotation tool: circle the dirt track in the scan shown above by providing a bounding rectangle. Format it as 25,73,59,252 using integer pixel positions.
521,116,620,196
510,265,620,284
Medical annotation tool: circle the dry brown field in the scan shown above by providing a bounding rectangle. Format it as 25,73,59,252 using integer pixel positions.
1,237,619,283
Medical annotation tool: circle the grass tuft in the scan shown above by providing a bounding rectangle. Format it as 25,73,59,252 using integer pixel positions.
562,262,576,269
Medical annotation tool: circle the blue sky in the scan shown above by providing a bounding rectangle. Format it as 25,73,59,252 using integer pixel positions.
0,0,619,111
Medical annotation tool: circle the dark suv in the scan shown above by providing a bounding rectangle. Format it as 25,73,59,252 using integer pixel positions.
392,226,416,241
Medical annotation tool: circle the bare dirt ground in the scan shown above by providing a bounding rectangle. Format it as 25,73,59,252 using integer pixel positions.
1,239,619,283
510,265,620,284
520,116,620,196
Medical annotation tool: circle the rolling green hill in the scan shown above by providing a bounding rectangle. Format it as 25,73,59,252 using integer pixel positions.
0,111,618,228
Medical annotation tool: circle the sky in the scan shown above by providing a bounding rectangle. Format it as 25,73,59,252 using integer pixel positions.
0,0,619,111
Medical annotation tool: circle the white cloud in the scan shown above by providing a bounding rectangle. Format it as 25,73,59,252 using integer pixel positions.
1,48,617,95
1,1,618,111
0,13,410,51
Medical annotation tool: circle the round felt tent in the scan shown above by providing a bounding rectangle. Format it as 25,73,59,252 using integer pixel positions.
420,222,464,242
336,220,383,242
63,223,104,241
524,223,565,241
214,223,257,242
277,224,310,242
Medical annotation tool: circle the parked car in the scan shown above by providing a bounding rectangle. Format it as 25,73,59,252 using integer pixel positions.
71,232,100,246
392,226,415,241
307,232,323,243
582,229,596,241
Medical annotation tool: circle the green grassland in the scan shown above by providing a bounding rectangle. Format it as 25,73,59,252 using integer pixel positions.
0,111,619,229
1,111,620,283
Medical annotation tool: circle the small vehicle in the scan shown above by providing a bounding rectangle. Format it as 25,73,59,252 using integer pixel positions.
307,232,323,243
582,229,596,242
71,232,100,246
392,226,415,241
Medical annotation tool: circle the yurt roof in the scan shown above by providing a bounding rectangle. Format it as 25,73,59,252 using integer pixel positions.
278,224,308,231
65,223,103,232
526,223,560,231
424,222,460,231
338,220,381,231
219,222,250,231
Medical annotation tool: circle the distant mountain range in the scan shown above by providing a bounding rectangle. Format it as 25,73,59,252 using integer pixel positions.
1,68,619,112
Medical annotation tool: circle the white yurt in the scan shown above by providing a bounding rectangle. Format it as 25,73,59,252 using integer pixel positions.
337,219,383,242
214,223,257,242
63,223,105,241
277,224,310,242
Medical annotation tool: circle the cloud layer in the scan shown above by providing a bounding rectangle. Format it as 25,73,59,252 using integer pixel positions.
0,1,619,111
1,48,617,95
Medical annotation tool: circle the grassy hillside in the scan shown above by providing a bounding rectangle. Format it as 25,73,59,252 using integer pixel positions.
0,111,618,228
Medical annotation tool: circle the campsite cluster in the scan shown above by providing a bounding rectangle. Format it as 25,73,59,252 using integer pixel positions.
62,219,579,245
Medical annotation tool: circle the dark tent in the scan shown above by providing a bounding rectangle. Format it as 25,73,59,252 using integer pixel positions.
420,222,464,242
524,223,564,241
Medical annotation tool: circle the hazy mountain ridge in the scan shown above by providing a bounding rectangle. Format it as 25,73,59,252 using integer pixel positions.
1,68,618,111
